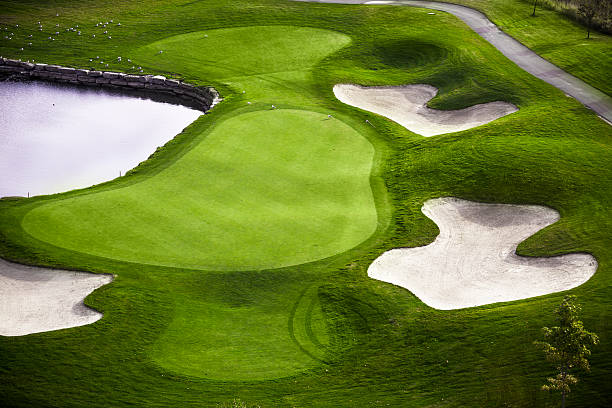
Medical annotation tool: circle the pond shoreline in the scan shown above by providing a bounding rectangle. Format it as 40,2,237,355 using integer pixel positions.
0,57,221,113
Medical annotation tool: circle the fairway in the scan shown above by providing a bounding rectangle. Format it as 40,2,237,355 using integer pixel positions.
22,109,377,271
151,281,332,380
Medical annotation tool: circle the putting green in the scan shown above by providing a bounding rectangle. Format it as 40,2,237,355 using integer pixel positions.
133,26,352,80
22,109,377,271
132,26,352,106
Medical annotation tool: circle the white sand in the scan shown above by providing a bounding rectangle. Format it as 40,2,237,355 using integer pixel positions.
333,84,517,136
0,258,113,336
368,197,597,309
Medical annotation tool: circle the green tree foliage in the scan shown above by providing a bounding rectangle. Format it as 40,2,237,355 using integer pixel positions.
530,0,612,35
534,295,599,408
577,0,610,38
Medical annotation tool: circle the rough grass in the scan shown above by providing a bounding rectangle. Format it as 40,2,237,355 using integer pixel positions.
0,0,612,407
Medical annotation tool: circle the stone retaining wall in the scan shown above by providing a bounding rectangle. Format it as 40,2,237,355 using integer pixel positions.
0,57,221,112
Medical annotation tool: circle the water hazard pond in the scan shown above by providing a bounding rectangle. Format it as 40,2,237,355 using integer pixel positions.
0,80,202,197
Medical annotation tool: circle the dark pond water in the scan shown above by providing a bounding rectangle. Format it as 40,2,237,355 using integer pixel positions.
0,80,202,197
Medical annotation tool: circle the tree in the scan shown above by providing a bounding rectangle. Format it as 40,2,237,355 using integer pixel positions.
534,295,599,408
578,0,607,38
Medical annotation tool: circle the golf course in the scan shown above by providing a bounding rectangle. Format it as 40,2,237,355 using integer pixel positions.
1,0,611,406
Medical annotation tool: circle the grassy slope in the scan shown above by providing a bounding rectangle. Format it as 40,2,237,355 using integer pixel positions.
446,0,612,95
1,0,612,407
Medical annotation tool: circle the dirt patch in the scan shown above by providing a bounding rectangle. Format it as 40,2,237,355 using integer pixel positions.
368,197,597,309
333,84,517,136
0,258,113,336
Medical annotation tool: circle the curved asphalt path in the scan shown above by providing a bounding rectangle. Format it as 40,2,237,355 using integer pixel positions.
295,0,612,124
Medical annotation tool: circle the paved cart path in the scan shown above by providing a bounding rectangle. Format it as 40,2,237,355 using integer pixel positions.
296,0,612,124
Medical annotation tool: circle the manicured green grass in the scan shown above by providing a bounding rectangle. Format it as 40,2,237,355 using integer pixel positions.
19,25,376,273
448,0,612,95
151,278,332,380
22,108,377,271
134,26,351,80
1,0,612,407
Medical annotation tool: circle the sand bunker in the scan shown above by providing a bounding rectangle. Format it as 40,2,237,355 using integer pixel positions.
0,258,113,336
333,84,517,136
368,197,597,309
